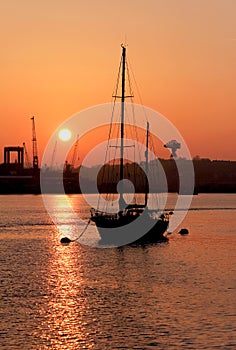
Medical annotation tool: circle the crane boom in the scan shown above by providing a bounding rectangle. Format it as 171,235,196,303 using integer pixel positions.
71,135,79,167
23,142,31,168
31,116,39,168
50,140,57,168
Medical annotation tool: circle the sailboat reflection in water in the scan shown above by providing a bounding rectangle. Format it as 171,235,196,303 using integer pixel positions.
90,45,172,246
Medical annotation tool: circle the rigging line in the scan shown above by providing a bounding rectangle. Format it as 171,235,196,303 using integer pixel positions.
150,131,159,159
104,118,120,206
107,119,120,209
104,127,119,210
133,141,137,204
126,62,143,163
98,57,122,209
100,58,122,173
104,121,120,211
103,120,120,210
112,56,123,99
127,64,147,203
152,159,160,211
127,57,149,123
124,57,141,167
128,57,162,211
126,58,134,99
126,61,148,205
128,60,158,209
148,133,161,211
73,219,91,241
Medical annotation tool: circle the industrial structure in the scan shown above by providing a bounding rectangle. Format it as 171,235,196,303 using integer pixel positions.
164,140,181,158
0,117,235,194
31,116,39,169
0,117,40,193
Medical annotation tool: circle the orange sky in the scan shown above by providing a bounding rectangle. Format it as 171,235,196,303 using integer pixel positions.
0,0,235,164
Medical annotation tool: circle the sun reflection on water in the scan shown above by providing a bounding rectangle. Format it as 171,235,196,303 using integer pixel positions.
37,241,95,349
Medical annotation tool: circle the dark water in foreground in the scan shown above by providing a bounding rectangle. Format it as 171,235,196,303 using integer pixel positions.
0,194,235,349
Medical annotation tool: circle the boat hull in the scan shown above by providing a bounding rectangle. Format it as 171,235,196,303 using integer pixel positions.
91,213,169,246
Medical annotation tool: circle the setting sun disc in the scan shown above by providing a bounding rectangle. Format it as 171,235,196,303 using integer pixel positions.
58,128,72,142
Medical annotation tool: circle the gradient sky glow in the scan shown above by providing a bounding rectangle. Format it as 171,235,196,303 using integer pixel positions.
0,0,235,163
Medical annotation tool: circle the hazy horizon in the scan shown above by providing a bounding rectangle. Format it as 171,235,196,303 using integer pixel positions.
0,0,235,162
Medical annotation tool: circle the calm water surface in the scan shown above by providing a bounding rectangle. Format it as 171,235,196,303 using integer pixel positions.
0,194,235,349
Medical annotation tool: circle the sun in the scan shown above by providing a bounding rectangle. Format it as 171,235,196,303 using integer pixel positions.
58,128,72,141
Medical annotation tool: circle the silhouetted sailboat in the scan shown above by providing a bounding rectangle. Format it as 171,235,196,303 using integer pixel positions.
90,45,170,246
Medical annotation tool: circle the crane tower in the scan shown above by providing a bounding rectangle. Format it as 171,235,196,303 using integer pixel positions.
23,142,31,168
31,116,39,169
71,135,79,167
50,141,57,168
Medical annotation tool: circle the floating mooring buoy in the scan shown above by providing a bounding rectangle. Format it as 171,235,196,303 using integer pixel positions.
60,237,72,244
59,219,91,244
179,228,189,235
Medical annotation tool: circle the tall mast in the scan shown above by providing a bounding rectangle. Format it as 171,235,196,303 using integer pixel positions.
120,45,125,183
145,121,149,207
119,44,126,210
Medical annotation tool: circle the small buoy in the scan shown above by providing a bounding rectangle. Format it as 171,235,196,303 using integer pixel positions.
179,228,189,235
60,237,72,244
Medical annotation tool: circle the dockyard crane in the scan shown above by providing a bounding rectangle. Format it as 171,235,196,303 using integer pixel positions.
164,140,181,158
23,142,31,168
50,140,57,168
31,116,39,169
71,135,79,167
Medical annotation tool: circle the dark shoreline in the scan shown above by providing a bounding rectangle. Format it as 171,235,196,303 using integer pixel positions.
0,158,235,194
